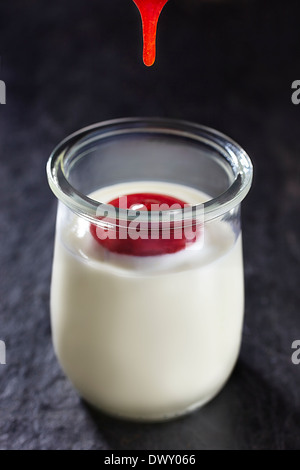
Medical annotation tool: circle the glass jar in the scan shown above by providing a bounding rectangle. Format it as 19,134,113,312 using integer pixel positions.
47,118,253,421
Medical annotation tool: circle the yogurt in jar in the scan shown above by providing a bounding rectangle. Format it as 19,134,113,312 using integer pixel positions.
50,181,244,421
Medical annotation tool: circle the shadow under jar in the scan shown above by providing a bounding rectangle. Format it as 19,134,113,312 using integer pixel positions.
47,118,253,422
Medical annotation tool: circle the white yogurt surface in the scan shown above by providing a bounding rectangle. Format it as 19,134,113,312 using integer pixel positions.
50,181,244,420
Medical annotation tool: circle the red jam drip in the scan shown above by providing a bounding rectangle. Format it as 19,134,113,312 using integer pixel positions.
132,0,169,66
90,192,199,257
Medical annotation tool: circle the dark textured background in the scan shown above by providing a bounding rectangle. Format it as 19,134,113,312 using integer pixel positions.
0,0,300,450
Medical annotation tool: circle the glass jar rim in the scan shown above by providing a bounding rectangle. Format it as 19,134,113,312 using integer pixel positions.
46,117,253,225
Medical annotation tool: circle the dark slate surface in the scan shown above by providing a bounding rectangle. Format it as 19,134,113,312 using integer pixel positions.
0,0,300,450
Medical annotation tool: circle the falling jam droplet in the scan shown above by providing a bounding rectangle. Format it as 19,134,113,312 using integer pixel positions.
133,0,169,66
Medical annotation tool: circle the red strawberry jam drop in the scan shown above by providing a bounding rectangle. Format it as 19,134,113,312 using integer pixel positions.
90,192,199,257
133,0,169,66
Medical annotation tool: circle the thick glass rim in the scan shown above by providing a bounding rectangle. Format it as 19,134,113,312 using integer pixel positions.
46,117,253,225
